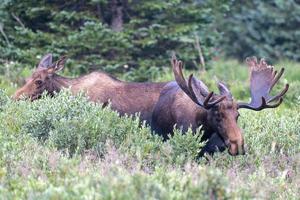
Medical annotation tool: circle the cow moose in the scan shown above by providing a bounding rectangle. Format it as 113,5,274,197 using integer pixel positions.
13,53,167,123
151,56,289,156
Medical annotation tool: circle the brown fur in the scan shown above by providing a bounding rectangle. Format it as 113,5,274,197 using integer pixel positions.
13,56,167,124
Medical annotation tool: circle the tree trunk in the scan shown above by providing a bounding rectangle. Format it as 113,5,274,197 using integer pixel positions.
110,0,123,32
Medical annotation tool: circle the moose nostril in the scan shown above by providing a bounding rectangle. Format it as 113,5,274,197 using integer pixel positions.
228,148,238,156
234,144,246,155
227,138,246,156
228,142,246,156
240,143,246,155
228,143,238,156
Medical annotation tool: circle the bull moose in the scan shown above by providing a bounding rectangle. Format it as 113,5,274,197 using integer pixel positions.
13,53,167,123
151,56,289,156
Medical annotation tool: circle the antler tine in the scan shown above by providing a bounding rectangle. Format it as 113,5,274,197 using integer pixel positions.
245,56,258,67
207,95,226,108
267,83,289,103
265,97,283,108
172,56,225,109
240,97,283,111
187,74,204,103
188,74,225,109
270,68,284,91
259,97,283,110
238,57,289,111
172,59,188,91
203,92,214,107
172,57,198,103
187,74,211,107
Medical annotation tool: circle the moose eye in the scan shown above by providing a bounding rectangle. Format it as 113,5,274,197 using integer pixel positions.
35,80,43,86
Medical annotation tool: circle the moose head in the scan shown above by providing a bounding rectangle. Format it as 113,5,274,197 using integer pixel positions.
171,56,289,155
13,54,68,101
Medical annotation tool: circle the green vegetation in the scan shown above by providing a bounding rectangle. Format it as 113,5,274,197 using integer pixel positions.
0,93,299,199
1,0,300,199
221,0,300,61
0,0,229,80
0,59,299,199
1,1,299,81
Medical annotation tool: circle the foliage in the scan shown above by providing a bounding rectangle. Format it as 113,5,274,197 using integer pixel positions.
1,1,300,198
0,90,204,165
0,0,230,80
0,89,299,199
221,0,300,61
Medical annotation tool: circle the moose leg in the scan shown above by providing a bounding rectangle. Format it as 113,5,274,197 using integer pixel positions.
198,132,226,157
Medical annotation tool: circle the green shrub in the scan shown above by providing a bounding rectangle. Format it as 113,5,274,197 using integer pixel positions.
0,0,230,80
1,91,147,155
0,91,208,163
167,128,204,165
0,89,9,110
0,87,299,199
241,108,300,156
221,0,300,61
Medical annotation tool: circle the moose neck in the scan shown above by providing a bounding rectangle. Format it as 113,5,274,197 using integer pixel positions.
47,74,74,94
192,106,220,141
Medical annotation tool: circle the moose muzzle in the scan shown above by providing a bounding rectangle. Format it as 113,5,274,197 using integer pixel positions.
227,139,245,156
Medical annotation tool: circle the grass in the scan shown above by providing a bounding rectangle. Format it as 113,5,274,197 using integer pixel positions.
0,59,299,199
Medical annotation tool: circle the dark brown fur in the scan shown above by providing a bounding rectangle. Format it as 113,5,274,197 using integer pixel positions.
151,57,288,156
151,82,243,156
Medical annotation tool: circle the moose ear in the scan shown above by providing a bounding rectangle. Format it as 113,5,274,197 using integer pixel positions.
38,53,53,68
218,81,232,98
47,56,67,74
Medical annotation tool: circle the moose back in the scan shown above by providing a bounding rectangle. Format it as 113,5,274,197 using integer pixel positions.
13,54,167,123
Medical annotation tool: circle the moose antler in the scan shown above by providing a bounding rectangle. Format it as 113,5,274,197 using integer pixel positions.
171,56,225,109
238,57,289,111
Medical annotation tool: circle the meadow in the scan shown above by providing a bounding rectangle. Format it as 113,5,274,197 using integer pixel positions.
0,59,299,199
